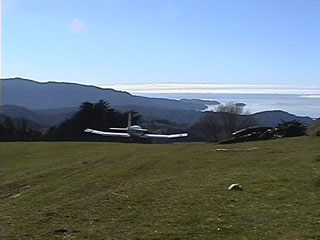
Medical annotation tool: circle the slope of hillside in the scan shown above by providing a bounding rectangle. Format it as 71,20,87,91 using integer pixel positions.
1,105,76,127
1,78,207,111
0,113,47,129
252,110,313,127
307,118,320,136
115,105,203,124
1,137,320,239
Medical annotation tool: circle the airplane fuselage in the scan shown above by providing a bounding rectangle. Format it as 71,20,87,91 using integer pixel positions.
127,125,148,138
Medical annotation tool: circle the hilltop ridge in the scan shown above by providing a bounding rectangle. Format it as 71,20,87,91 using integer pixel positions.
1,78,214,110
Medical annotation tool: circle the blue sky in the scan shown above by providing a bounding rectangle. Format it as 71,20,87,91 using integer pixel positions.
2,0,320,86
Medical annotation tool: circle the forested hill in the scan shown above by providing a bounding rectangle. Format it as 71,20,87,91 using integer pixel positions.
1,78,218,110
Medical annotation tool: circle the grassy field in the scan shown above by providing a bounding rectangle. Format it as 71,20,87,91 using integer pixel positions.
1,137,320,240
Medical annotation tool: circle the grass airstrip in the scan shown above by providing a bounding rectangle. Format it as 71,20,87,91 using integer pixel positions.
1,136,320,239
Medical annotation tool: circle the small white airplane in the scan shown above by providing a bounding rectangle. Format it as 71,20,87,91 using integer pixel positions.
84,113,188,139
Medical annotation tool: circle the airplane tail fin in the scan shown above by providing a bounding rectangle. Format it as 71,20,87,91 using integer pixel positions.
128,112,132,128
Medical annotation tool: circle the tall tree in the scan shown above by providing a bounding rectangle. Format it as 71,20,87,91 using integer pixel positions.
52,100,141,141
193,102,257,142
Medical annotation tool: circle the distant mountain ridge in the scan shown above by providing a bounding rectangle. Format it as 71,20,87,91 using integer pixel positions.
1,78,216,110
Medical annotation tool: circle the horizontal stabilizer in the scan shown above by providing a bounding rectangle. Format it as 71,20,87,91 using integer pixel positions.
136,128,148,132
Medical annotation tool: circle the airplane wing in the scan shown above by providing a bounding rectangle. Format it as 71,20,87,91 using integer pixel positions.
144,133,188,139
84,128,130,137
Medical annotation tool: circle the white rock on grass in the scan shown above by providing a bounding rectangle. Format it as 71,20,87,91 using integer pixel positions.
228,183,243,190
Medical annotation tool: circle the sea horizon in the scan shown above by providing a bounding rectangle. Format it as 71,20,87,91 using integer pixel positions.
99,83,320,119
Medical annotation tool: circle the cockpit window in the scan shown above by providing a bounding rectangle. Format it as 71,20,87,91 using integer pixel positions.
130,125,142,130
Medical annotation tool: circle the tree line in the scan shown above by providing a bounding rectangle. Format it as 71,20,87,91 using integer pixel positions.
0,117,43,141
0,100,140,142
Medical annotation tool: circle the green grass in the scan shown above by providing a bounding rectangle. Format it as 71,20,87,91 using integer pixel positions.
1,137,320,240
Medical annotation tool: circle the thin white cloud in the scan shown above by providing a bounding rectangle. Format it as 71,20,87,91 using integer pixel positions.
67,18,85,34
99,83,320,95
300,95,320,98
